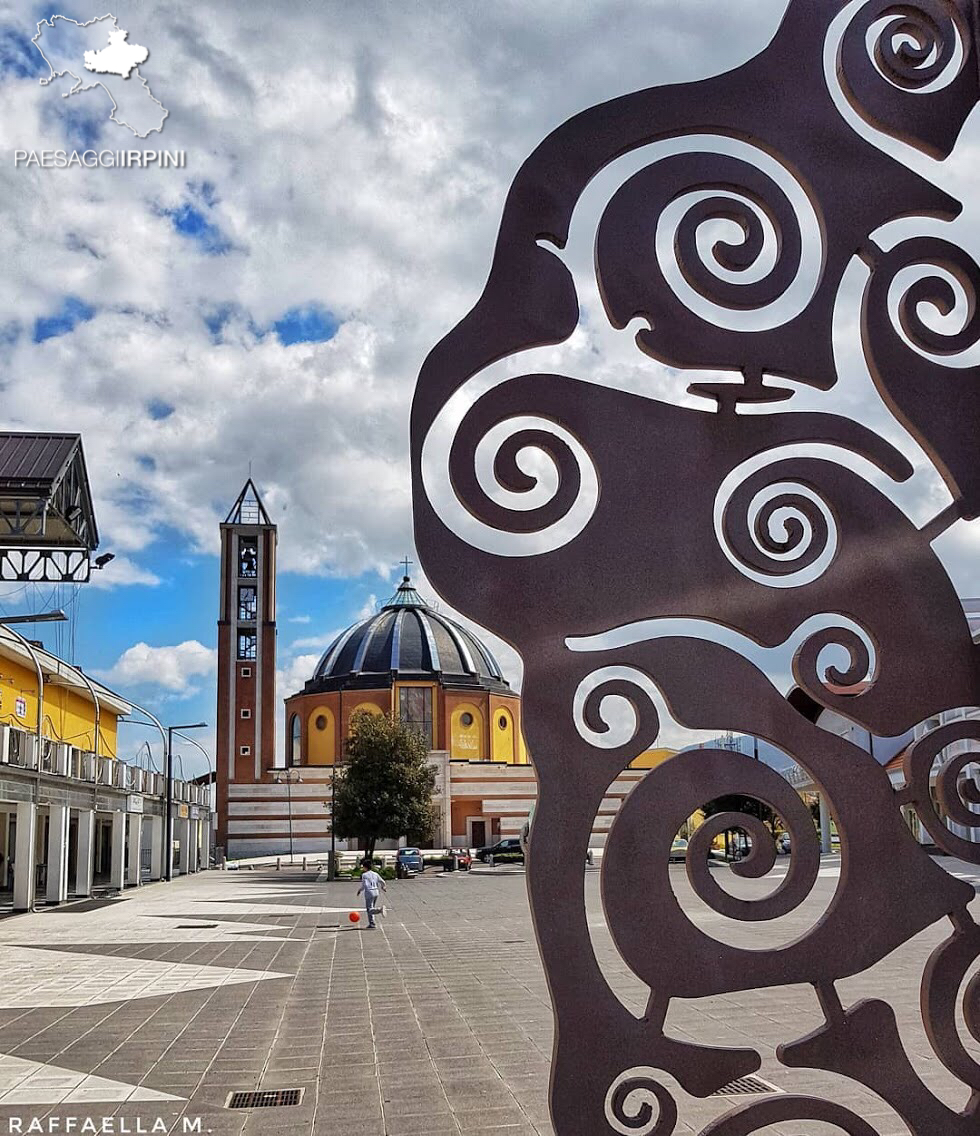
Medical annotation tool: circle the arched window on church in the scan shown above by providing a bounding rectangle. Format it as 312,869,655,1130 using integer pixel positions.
289,714,301,767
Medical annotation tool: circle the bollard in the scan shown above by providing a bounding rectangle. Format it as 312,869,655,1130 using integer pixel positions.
303,856,307,871
488,854,494,868
276,856,281,871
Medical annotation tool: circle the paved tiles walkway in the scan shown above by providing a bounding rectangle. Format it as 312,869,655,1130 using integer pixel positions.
0,858,971,1135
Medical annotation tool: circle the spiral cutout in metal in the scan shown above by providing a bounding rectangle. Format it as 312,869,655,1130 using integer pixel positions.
603,750,823,993
452,415,582,534
685,795,820,925
573,668,662,759
921,917,980,1089
604,1071,677,1136
718,459,836,585
794,624,875,695
841,0,965,94
696,1094,880,1135
904,721,980,862
595,146,821,335
873,238,980,364
421,377,601,558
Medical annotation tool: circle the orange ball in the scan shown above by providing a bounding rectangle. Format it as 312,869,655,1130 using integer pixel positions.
349,911,360,923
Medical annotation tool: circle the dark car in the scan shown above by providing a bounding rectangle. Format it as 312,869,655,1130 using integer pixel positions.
475,838,524,863
395,847,425,877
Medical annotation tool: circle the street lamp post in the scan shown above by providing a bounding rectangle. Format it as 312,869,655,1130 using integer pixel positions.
328,765,337,880
0,611,67,755
274,768,301,864
166,722,206,881
173,729,214,869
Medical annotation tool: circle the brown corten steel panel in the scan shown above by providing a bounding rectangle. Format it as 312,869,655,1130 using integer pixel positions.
411,1,980,1133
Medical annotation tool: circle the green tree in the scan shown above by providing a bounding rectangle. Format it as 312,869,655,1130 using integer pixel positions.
701,795,779,838
333,710,436,860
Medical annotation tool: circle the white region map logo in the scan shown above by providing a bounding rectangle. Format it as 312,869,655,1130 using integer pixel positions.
33,14,167,138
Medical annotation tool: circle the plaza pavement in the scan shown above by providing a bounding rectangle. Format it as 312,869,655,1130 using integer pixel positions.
0,856,974,1135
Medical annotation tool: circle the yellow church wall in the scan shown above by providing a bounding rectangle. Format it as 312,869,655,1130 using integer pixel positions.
491,705,516,764
351,701,384,716
307,704,336,765
630,747,677,770
449,702,484,761
0,653,118,756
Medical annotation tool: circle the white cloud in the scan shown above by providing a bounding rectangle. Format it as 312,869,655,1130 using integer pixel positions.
355,594,378,620
94,639,217,693
286,614,311,624
289,632,339,650
0,0,976,616
86,555,161,590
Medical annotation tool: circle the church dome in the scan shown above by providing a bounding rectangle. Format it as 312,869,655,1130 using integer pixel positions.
302,577,510,695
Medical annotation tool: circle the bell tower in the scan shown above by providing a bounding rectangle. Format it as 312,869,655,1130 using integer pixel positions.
215,479,277,851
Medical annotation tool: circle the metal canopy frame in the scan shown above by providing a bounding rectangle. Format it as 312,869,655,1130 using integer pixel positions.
0,433,99,583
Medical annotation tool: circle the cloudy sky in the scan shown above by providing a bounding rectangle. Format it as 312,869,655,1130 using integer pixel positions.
0,0,978,771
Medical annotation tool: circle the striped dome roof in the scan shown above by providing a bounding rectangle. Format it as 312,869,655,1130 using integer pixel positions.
301,577,510,695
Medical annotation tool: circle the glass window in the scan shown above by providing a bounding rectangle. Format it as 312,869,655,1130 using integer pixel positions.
237,631,256,660
399,686,433,749
238,537,258,578
238,585,257,622
290,714,301,767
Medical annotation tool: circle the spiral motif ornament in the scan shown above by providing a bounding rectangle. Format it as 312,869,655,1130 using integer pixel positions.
603,749,825,997
837,0,973,157
716,458,838,588
573,667,662,761
904,721,980,862
697,1094,880,1135
793,624,876,697
593,140,824,374
875,238,980,366
921,917,980,1089
421,377,600,558
862,235,980,516
604,1071,677,1136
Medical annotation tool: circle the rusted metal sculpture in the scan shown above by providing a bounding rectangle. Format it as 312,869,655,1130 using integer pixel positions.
411,1,980,1131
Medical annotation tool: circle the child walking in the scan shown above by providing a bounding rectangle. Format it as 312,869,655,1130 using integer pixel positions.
357,858,387,928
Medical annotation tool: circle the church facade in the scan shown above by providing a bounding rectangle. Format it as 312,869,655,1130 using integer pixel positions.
215,481,664,859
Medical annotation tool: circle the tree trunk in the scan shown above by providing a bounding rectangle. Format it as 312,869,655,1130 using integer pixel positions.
364,836,376,863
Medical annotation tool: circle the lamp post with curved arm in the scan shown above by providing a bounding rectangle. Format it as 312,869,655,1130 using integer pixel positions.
172,729,214,869
0,612,67,755
166,723,206,879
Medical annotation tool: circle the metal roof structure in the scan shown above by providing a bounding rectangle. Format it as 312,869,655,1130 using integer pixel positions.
0,432,99,582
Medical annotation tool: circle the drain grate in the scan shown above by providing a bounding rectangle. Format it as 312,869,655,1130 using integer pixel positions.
226,1088,304,1109
177,923,218,929
712,1075,784,1097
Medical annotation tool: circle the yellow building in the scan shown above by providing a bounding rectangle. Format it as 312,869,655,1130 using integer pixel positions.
0,627,211,910
0,629,125,759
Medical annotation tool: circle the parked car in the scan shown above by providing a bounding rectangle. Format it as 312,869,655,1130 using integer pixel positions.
475,838,524,863
776,832,791,855
669,837,689,862
427,848,472,871
395,847,425,877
